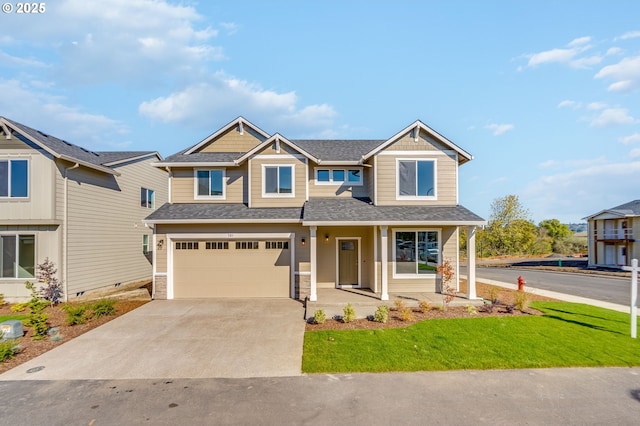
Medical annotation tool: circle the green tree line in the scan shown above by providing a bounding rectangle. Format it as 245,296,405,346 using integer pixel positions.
461,195,587,258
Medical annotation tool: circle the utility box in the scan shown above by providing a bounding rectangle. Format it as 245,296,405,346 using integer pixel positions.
0,320,23,340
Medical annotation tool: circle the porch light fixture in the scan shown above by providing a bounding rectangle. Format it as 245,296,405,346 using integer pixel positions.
301,238,306,246
157,239,164,249
325,234,329,242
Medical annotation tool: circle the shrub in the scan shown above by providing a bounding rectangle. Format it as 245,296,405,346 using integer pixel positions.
418,300,431,313
0,339,19,362
514,291,530,312
466,304,478,315
489,287,500,303
62,304,90,325
0,293,4,305
393,299,406,310
24,281,49,340
36,258,64,306
92,299,116,318
10,303,27,313
438,259,456,310
342,303,356,323
399,306,414,322
313,309,326,325
373,305,389,323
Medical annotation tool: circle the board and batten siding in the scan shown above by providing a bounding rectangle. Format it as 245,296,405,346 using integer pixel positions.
170,164,247,204
198,125,266,153
0,141,57,222
63,155,167,297
249,152,308,208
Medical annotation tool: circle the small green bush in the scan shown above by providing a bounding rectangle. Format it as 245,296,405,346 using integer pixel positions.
62,303,90,325
394,299,406,310
399,306,414,322
343,303,356,323
418,300,431,313
10,303,27,313
0,293,4,306
466,304,478,315
313,309,326,324
373,305,389,323
515,291,530,312
92,299,116,318
0,339,19,362
25,281,48,340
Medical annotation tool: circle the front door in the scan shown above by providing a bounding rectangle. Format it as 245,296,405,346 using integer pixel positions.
337,238,360,287
618,246,627,266
605,244,615,265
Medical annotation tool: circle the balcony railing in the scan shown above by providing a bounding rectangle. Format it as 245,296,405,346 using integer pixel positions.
597,229,634,240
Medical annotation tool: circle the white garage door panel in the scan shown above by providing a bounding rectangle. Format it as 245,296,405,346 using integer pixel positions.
172,240,290,298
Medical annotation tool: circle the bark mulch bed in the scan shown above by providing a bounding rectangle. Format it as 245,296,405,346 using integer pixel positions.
0,300,148,374
305,282,557,331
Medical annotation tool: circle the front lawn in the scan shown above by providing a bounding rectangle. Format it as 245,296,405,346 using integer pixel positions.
302,302,640,373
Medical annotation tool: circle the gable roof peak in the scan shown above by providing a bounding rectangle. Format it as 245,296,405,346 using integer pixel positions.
183,116,271,155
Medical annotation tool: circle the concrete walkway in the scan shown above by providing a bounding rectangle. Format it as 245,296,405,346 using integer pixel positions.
0,299,306,381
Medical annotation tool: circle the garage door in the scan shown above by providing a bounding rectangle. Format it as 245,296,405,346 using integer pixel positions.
172,239,290,298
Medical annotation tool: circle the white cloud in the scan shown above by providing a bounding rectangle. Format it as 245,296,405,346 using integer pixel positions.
539,160,557,168
528,48,577,67
557,100,581,109
220,22,239,35
526,37,599,69
139,72,337,136
617,31,640,40
629,148,640,159
594,56,640,92
485,123,514,136
0,79,129,149
568,36,591,47
606,47,623,56
587,102,608,110
591,108,635,127
620,133,640,145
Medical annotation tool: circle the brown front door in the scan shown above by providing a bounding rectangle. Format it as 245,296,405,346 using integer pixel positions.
337,239,359,287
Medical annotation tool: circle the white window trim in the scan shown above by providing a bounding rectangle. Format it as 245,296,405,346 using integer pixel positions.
0,158,29,199
262,164,295,198
194,168,226,200
392,228,440,279
0,233,36,280
141,187,155,209
314,167,363,186
395,158,437,201
143,234,150,254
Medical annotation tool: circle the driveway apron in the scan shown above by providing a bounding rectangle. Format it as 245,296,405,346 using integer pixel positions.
0,299,306,380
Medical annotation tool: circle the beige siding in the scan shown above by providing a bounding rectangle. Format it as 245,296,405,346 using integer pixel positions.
198,125,265,153
171,164,247,203
155,233,167,273
314,226,373,289
65,155,168,297
249,155,307,208
375,153,457,206
386,129,451,152
0,142,57,222
308,161,371,199
0,225,60,301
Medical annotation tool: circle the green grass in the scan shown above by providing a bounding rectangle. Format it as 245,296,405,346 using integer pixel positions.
0,314,27,322
302,302,640,373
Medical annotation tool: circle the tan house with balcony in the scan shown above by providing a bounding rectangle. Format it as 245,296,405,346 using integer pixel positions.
584,200,640,268
0,116,167,301
144,117,486,302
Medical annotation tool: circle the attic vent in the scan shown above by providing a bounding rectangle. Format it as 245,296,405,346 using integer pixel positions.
37,130,49,138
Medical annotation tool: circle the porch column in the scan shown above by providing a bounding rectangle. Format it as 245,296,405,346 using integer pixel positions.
380,225,389,301
466,225,477,300
309,226,317,301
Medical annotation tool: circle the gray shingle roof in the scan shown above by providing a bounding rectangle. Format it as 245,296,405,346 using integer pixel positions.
291,140,385,162
609,200,640,216
2,116,158,169
162,152,245,164
145,203,304,222
303,198,486,225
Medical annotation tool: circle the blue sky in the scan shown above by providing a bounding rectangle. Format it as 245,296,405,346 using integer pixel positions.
1,0,639,224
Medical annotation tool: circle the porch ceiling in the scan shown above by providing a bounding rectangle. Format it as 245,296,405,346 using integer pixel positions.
302,197,486,226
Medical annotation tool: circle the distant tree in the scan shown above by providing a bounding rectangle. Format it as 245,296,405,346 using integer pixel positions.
483,195,537,256
539,219,572,240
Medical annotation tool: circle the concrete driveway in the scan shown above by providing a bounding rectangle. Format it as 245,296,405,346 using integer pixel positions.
0,299,306,380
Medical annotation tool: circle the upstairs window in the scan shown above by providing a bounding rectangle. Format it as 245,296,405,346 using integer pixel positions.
264,165,293,196
196,169,225,199
315,168,362,185
0,159,28,198
141,188,155,208
397,159,436,199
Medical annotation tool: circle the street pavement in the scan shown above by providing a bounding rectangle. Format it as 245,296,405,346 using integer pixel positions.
1,368,640,425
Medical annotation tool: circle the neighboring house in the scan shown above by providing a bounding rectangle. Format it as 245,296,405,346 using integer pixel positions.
144,117,486,302
584,200,640,268
0,116,167,301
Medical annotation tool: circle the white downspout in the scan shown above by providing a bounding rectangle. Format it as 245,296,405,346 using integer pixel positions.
63,162,79,302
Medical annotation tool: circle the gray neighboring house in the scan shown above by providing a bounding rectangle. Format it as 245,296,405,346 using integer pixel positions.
144,116,486,302
584,200,640,268
0,116,167,301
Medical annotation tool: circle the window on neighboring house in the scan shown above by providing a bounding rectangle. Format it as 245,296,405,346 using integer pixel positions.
141,188,155,208
264,165,293,196
142,235,150,254
0,159,28,198
0,234,35,278
315,168,362,185
394,230,439,276
397,159,435,198
196,169,225,198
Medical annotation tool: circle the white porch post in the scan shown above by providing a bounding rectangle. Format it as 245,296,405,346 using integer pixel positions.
466,225,477,300
309,226,317,301
380,225,389,301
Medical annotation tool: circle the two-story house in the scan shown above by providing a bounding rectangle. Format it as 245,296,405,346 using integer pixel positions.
144,117,486,302
584,200,640,268
0,116,167,301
